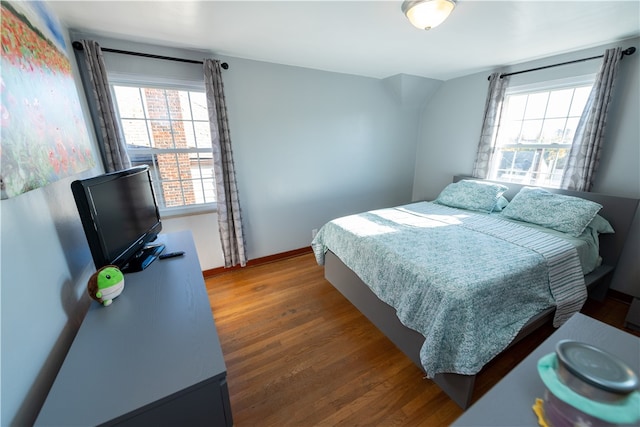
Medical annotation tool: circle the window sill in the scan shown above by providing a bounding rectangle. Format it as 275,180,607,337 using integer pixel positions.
160,203,217,219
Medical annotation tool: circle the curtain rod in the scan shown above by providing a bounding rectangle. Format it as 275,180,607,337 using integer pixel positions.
487,46,635,80
71,41,229,70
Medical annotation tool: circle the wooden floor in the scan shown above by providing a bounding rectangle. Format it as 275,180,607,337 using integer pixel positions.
206,253,638,426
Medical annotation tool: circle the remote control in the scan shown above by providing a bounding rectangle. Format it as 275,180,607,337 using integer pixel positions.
159,251,185,260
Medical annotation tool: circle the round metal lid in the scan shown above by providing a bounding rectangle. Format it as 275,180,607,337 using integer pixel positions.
556,340,639,394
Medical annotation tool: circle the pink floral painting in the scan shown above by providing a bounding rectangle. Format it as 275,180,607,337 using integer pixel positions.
1,1,94,199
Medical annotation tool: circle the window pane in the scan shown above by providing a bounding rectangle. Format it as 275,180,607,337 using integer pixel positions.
179,180,200,206
179,120,197,148
203,180,216,203
520,119,543,142
554,148,569,170
490,80,593,188
496,120,522,145
505,95,527,120
569,86,591,116
114,86,145,118
149,120,173,148
143,88,169,119
189,157,216,204
540,118,567,144
513,149,534,172
157,152,178,180
164,90,182,120
194,121,212,148
563,117,580,143
201,161,216,204
162,181,184,207
493,148,534,181
178,91,192,120
494,149,512,173
113,84,216,209
173,171,196,205
523,92,549,119
129,157,153,171
171,121,189,148
190,92,209,121
545,89,573,118
177,153,194,181
121,119,151,147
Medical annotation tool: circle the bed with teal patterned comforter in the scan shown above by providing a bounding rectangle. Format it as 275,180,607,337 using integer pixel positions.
311,202,587,378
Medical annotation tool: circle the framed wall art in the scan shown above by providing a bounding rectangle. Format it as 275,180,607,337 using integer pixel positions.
1,1,95,199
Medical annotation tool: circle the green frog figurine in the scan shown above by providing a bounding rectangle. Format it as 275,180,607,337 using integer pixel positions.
87,265,125,307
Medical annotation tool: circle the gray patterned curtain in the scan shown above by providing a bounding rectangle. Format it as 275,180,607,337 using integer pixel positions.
77,40,130,172
561,48,623,191
203,59,247,268
472,72,510,179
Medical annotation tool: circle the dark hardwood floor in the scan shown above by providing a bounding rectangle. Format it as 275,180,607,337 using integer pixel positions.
205,253,638,426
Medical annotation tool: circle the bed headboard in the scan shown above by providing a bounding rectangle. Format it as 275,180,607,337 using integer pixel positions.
453,175,639,269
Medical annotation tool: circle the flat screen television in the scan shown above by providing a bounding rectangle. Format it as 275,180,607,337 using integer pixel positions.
72,166,164,273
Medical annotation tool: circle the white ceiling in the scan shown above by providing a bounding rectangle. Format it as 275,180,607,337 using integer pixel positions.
49,0,640,81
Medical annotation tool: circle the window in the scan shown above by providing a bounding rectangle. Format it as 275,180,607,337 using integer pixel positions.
488,77,594,188
110,84,216,215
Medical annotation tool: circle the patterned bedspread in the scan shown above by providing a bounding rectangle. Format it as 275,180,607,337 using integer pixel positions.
311,202,587,377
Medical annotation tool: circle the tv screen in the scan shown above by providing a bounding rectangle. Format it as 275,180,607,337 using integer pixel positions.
72,166,164,273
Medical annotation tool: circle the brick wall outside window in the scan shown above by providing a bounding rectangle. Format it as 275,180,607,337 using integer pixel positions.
143,88,196,207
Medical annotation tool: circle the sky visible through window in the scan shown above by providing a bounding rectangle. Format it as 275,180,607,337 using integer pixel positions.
490,84,592,188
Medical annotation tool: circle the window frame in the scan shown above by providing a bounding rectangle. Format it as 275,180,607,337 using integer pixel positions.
488,74,596,188
108,73,217,217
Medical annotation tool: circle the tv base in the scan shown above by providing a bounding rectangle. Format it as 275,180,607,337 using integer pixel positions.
120,243,165,273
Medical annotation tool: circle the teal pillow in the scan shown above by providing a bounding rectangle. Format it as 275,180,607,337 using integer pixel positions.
501,187,603,237
492,196,509,212
587,214,615,235
434,180,508,213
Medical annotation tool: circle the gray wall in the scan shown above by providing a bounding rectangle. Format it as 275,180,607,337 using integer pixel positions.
413,37,640,200
2,13,636,427
0,28,102,427
71,33,434,267
219,56,431,259
1,31,433,426
412,37,640,295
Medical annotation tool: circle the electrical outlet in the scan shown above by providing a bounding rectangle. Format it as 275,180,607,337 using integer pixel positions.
311,229,318,239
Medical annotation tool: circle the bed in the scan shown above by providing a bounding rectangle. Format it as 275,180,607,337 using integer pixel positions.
311,176,639,409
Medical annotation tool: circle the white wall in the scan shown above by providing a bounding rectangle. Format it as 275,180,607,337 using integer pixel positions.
413,37,640,296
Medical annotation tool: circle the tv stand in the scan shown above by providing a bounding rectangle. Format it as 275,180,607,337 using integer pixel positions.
120,242,165,273
35,231,232,426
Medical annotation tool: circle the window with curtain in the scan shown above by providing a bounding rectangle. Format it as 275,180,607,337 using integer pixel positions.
487,75,595,188
110,81,217,215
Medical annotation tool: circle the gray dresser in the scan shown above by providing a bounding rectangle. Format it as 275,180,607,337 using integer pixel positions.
452,313,639,426
35,231,232,426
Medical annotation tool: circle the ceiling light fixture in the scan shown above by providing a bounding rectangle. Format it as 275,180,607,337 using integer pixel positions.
401,0,456,31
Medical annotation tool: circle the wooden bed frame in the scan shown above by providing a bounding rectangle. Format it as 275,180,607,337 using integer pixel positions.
323,175,639,409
